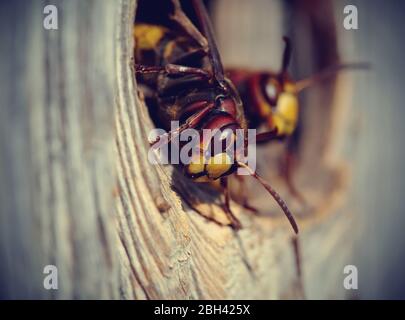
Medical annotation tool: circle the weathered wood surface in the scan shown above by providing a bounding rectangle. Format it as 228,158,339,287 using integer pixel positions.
0,0,366,299
0,0,119,299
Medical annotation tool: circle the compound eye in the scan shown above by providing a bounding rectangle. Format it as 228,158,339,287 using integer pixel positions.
206,153,234,179
266,84,276,100
219,128,236,151
219,128,233,141
209,127,236,156
265,78,280,103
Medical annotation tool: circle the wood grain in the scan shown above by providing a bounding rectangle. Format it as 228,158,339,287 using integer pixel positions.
0,0,358,299
0,0,118,299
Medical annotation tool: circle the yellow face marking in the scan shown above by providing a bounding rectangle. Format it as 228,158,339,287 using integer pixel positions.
186,154,211,182
206,153,233,180
134,24,167,50
252,76,272,118
186,154,206,176
273,92,299,135
185,153,233,182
